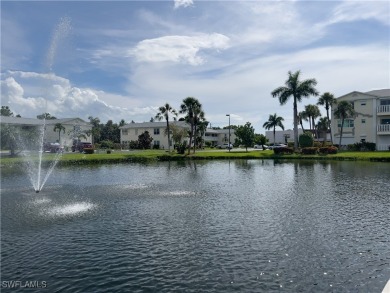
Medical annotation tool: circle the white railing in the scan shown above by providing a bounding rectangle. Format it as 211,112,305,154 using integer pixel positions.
377,144,390,151
377,124,390,132
377,105,390,113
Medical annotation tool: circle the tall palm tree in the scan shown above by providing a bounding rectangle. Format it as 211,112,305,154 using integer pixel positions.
53,123,66,143
263,113,285,145
333,101,356,147
271,70,319,150
192,107,205,153
304,104,321,138
298,111,308,132
180,97,202,155
317,92,337,144
88,116,101,144
155,103,178,152
316,117,330,145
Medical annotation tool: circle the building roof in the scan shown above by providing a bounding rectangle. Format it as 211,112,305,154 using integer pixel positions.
364,89,390,97
0,116,89,126
120,120,189,129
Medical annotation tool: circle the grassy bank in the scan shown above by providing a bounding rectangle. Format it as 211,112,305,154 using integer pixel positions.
1,149,390,169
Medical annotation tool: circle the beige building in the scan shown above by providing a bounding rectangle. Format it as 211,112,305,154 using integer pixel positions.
331,89,390,150
120,121,237,149
0,116,92,148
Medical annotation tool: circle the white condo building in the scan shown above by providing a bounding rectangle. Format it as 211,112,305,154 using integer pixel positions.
331,89,390,150
120,121,237,149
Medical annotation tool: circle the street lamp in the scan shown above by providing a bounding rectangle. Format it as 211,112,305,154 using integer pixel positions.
226,114,231,152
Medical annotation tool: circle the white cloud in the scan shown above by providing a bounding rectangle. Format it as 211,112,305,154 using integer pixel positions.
328,1,390,25
129,33,230,65
174,0,193,9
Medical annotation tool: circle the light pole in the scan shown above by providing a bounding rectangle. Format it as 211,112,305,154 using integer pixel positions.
226,114,231,152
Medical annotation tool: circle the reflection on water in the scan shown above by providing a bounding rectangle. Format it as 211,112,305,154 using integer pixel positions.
1,160,389,292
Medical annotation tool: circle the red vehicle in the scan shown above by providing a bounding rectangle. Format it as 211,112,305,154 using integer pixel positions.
71,142,94,153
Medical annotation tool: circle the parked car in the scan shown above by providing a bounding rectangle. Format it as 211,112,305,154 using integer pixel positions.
44,142,64,153
268,144,287,150
72,142,94,153
217,143,233,149
254,144,269,150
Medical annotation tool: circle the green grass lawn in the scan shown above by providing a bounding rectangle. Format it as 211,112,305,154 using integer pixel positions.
1,149,390,168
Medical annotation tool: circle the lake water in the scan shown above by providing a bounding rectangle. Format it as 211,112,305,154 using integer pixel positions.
1,160,389,292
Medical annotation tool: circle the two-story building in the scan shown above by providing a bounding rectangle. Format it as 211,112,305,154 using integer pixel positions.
331,89,390,150
0,116,92,149
120,121,237,149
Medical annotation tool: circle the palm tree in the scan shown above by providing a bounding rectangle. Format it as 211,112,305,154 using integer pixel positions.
333,101,356,147
298,111,308,132
53,123,66,143
304,104,321,138
155,103,178,152
263,113,285,145
271,70,319,150
317,92,337,144
179,97,202,155
316,117,330,145
88,116,101,144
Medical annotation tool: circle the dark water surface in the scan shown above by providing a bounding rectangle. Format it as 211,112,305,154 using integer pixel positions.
1,160,389,292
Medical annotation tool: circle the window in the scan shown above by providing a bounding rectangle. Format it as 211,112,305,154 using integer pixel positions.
154,140,160,146
337,119,354,128
154,128,160,135
380,100,390,106
122,129,128,135
361,119,366,124
135,129,138,135
381,118,390,124
360,101,366,106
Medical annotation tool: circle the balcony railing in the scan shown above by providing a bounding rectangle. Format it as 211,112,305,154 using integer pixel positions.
377,105,390,114
377,124,390,133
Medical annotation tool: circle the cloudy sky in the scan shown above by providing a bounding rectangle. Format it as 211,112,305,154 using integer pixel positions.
1,0,389,132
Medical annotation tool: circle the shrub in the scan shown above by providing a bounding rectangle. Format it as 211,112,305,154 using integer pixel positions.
100,140,114,149
84,148,94,154
106,150,112,154
176,142,187,154
301,147,318,155
313,141,322,148
273,147,294,155
129,140,139,150
319,146,338,154
152,144,160,149
299,133,314,148
348,142,376,151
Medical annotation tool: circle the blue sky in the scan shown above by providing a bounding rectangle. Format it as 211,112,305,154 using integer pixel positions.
1,0,389,133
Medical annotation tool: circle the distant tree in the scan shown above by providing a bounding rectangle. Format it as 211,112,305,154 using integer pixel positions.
254,133,268,149
316,117,330,145
298,111,308,132
304,104,321,134
223,125,238,130
53,123,66,143
138,131,153,149
155,103,178,152
317,92,337,144
119,119,126,127
271,70,319,150
333,101,356,146
167,124,188,146
180,97,203,154
235,122,255,151
263,113,285,145
150,117,154,122
37,113,56,120
88,116,101,144
1,106,14,117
